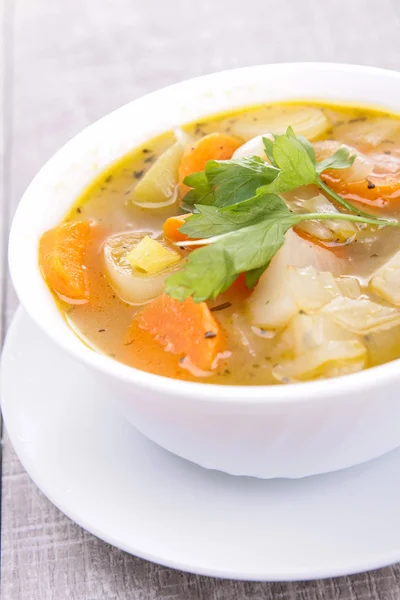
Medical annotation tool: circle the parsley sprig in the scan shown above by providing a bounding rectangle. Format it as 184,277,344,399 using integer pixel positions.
165,128,398,303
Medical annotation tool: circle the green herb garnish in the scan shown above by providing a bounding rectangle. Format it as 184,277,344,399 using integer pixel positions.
165,127,398,303
183,156,279,208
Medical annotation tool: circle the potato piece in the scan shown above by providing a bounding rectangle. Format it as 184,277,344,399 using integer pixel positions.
322,296,400,334
126,236,180,274
370,250,400,306
230,106,330,142
132,136,188,208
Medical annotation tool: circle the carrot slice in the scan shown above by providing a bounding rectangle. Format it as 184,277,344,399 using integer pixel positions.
163,214,191,243
178,132,242,197
321,171,400,208
132,294,223,371
125,320,189,379
39,221,92,302
229,272,252,296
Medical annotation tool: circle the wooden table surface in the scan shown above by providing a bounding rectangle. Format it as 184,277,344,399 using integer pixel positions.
2,0,400,597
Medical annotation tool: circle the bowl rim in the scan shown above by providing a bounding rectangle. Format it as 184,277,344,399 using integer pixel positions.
9,61,400,403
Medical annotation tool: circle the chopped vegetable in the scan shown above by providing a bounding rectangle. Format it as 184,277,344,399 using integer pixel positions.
228,106,331,141
184,127,371,217
322,296,400,334
363,324,400,367
336,277,361,299
272,313,367,382
104,232,182,305
166,187,391,303
232,133,274,160
247,231,343,329
126,236,181,274
322,171,400,207
178,133,242,197
163,214,191,243
333,117,400,152
314,140,375,182
370,250,400,305
132,136,188,208
39,221,92,302
288,192,357,244
125,320,189,379
287,266,340,311
134,294,223,370
182,156,279,209
315,140,400,207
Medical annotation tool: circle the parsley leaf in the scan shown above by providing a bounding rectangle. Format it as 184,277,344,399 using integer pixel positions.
183,172,214,206
182,156,279,208
262,136,277,166
165,127,399,302
167,203,396,302
180,191,289,238
262,127,317,194
315,147,355,175
260,127,370,217
165,217,298,302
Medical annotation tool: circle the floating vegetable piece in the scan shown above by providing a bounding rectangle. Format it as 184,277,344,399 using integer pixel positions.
272,313,367,382
132,135,188,208
135,294,223,371
104,232,182,305
163,214,192,243
370,250,400,306
287,266,340,312
126,236,181,274
333,117,400,152
232,133,274,160
335,277,361,299
247,231,343,329
322,296,400,334
315,140,400,207
314,141,375,182
288,192,357,244
178,132,242,197
39,221,92,303
229,106,330,142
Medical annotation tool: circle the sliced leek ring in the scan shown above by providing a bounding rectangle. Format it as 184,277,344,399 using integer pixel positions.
103,231,182,305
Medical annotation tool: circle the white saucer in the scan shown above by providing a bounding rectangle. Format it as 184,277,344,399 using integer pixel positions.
3,309,400,581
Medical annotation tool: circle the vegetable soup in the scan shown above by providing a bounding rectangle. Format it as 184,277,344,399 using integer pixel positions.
39,102,400,385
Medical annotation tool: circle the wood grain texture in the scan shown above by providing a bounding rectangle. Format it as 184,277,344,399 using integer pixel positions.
2,0,400,598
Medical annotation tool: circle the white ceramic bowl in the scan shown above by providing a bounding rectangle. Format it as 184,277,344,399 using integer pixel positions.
9,63,400,479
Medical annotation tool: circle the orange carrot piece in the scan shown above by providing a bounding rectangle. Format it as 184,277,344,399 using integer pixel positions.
228,272,253,296
163,214,191,243
321,171,400,208
39,221,92,302
133,294,223,371
178,132,242,197
125,320,189,379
